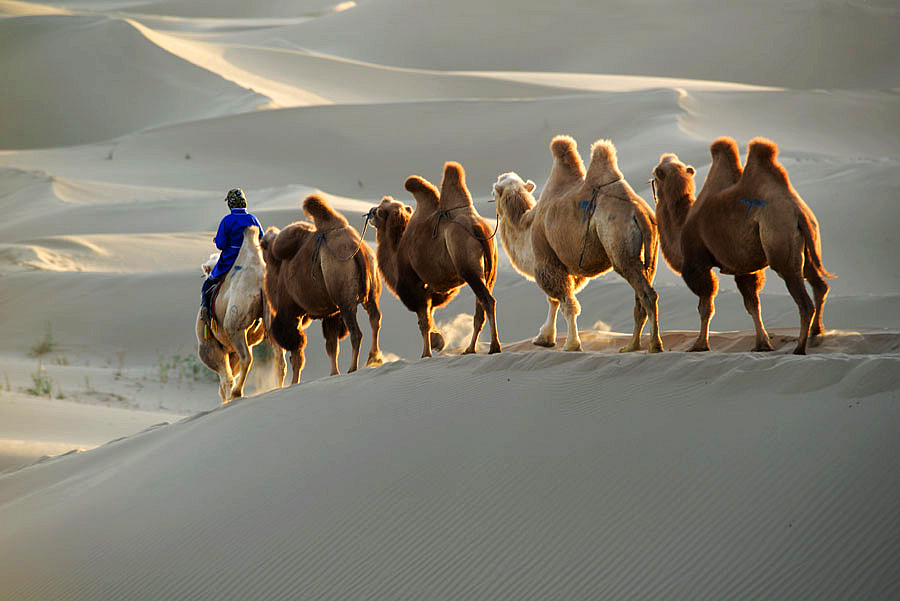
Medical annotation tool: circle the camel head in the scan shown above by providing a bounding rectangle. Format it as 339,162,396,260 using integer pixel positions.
201,252,219,277
302,193,349,230
651,153,696,207
404,175,440,211
439,161,473,210
491,172,536,221
367,196,412,240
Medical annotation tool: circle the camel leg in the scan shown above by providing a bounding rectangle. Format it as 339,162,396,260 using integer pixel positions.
535,260,581,352
533,297,559,348
198,337,232,403
322,315,344,375
429,291,454,352
682,261,717,352
289,349,305,384
620,293,648,353
463,301,486,355
735,271,774,351
339,305,363,373
461,271,501,354
415,295,437,358
618,266,663,354
227,328,253,400
781,271,815,355
269,343,287,388
363,298,384,367
804,258,829,338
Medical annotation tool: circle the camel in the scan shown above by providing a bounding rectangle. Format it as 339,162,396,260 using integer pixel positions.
196,225,286,402
260,194,383,380
367,162,501,357
651,136,834,354
492,136,663,353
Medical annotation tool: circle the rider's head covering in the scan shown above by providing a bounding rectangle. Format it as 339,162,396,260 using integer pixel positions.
225,188,247,209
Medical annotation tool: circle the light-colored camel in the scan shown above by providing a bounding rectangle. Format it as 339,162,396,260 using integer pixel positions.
492,135,663,353
651,136,834,354
196,225,286,402
260,194,383,379
368,162,501,357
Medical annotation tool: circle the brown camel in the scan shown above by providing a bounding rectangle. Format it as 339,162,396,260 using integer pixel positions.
651,136,834,354
196,225,286,402
492,136,663,353
368,162,501,357
260,194,384,380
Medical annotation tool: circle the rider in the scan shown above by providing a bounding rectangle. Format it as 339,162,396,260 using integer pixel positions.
200,188,264,324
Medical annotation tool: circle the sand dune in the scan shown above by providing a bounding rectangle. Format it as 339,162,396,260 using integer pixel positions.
2,344,899,600
1,0,899,598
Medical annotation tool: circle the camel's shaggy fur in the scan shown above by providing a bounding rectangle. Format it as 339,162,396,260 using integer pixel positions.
492,136,663,353
196,226,286,402
368,162,501,357
652,136,834,354
260,194,383,381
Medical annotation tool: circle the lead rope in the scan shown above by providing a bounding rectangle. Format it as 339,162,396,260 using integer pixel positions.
310,215,371,279
577,178,621,268
431,205,501,241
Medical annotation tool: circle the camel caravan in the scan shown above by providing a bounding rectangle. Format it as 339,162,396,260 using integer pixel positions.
197,135,833,401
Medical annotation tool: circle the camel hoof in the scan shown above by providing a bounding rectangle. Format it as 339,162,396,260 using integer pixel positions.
366,353,384,367
430,331,445,352
532,337,555,348
647,343,664,354
489,343,501,354
462,347,476,355
687,343,710,352
618,343,640,353
792,346,807,355
564,344,583,352
752,343,775,352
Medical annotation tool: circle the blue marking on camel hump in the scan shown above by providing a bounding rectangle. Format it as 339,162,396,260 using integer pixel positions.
233,265,243,271
740,197,766,217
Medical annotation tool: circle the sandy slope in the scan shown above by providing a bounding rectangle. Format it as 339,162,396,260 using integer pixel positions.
1,0,899,597
2,346,899,600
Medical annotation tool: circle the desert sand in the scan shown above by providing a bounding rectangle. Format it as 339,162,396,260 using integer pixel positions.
1,0,899,599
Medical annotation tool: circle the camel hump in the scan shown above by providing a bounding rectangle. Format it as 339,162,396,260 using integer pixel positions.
710,137,740,161
404,175,440,205
589,139,618,169
747,137,778,163
550,135,576,158
745,137,790,185
583,138,622,187
549,135,584,172
442,161,466,189
440,161,473,207
303,193,348,227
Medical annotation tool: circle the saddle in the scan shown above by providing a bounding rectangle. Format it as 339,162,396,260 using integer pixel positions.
204,280,225,340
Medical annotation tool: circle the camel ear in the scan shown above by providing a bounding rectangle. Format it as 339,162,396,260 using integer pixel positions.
686,166,695,175
525,180,536,193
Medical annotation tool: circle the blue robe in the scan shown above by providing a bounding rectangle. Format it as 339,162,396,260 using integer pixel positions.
209,208,264,280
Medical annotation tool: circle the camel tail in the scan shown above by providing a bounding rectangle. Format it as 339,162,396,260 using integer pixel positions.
475,223,496,289
353,243,373,302
798,209,836,279
636,212,656,272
